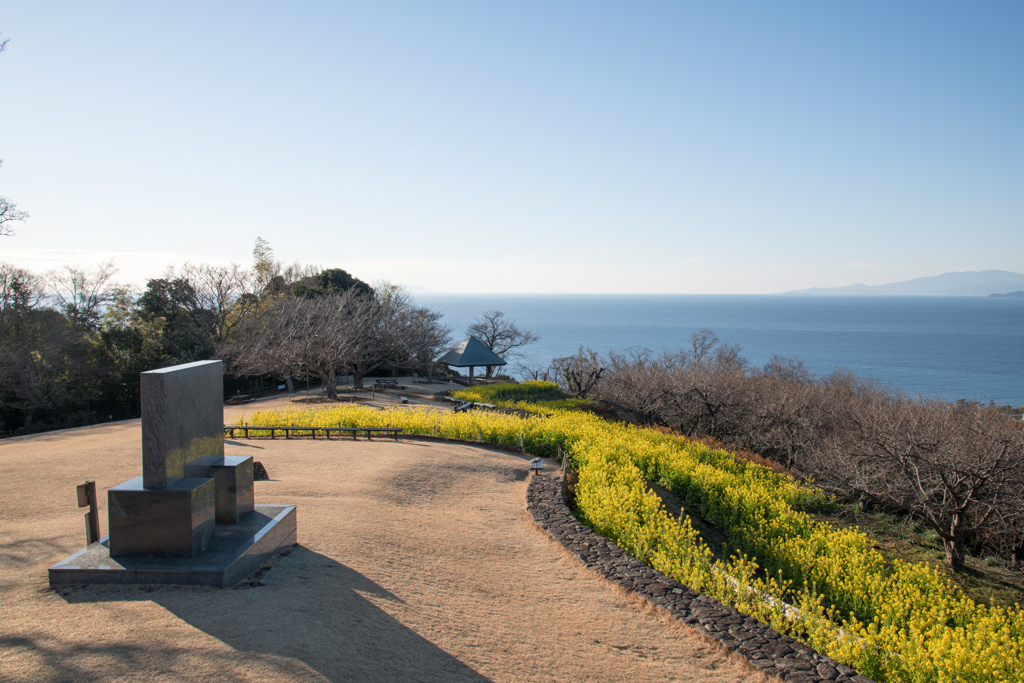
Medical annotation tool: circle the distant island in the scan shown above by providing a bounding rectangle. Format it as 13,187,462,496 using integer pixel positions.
785,270,1024,297
989,291,1024,298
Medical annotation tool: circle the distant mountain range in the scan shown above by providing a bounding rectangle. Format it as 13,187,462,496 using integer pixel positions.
785,270,1024,297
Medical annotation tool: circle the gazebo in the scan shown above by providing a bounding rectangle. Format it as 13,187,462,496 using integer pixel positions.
437,335,506,386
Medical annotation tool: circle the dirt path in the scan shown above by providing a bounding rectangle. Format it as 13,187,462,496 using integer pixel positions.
1,420,763,682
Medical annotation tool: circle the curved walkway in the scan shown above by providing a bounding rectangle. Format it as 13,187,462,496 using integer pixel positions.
0,423,762,682
527,477,872,683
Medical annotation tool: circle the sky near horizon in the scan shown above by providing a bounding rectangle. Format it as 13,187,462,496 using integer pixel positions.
1,2,1021,294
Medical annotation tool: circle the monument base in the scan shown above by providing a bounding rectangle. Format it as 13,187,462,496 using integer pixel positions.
108,476,216,558
184,455,255,524
48,504,296,588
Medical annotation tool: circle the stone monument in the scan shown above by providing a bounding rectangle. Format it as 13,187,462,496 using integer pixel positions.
49,360,296,587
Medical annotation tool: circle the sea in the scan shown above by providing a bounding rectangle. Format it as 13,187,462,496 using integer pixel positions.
413,294,1024,408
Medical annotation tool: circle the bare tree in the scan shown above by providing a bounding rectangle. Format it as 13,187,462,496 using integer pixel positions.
176,262,250,342
515,360,553,382
224,290,364,400
731,357,820,469
597,348,674,424
0,189,28,236
762,354,811,382
0,39,28,237
223,282,450,395
394,302,452,376
0,263,45,313
467,310,539,378
647,330,749,438
550,347,605,397
46,261,119,330
684,327,721,368
807,392,1024,571
347,284,450,388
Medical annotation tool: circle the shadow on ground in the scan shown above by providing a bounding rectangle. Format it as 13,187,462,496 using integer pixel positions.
52,547,491,682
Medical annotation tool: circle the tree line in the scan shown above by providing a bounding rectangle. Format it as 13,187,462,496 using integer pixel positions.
0,239,452,433
534,331,1024,572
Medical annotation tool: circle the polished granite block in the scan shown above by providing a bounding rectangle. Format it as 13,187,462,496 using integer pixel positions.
141,360,224,488
49,505,297,588
108,477,215,558
184,455,255,524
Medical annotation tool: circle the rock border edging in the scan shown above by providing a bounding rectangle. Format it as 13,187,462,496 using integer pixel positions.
526,473,876,683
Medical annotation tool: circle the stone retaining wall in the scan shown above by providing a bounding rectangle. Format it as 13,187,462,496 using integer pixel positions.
526,472,876,683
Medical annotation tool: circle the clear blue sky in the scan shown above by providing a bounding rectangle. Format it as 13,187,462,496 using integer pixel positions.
1,1,1021,293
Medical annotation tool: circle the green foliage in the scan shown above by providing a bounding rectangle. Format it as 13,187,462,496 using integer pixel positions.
136,278,216,362
452,381,600,415
96,292,168,419
288,268,372,298
0,308,96,429
452,380,563,404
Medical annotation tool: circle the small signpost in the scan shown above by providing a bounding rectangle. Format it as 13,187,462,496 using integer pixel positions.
76,480,100,545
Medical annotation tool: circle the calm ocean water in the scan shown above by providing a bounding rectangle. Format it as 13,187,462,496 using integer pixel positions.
414,294,1024,407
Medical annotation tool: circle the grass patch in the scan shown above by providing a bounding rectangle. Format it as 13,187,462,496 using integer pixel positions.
811,504,1024,609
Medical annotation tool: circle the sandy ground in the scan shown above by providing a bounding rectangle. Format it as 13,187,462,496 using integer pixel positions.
1,387,765,683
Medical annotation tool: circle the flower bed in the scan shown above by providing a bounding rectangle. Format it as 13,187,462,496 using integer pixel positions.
240,384,1023,682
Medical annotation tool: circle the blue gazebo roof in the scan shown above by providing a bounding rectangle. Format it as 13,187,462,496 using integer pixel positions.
437,336,507,368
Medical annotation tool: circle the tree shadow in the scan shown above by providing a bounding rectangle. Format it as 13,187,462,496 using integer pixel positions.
0,535,70,570
54,547,491,682
1,535,70,599
0,633,320,683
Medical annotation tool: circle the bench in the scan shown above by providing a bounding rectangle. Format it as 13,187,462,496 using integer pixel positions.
373,379,401,390
223,425,403,441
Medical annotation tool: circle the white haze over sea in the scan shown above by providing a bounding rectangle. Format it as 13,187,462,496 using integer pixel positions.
415,294,1024,408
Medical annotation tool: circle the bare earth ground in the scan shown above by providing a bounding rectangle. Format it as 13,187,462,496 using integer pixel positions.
1,388,764,682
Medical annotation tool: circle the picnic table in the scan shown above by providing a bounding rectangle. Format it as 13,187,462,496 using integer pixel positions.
373,379,401,389
225,394,252,405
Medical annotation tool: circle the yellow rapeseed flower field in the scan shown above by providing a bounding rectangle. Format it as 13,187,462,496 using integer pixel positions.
240,383,1023,683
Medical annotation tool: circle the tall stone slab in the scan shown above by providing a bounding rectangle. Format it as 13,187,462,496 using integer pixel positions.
109,360,254,557
142,361,225,488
